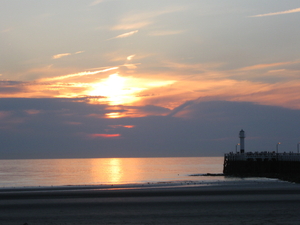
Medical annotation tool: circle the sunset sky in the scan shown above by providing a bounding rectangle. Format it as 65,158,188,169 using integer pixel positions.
1,1,300,159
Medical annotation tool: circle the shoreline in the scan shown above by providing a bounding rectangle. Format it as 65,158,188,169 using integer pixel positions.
0,178,299,199
0,175,284,191
0,176,282,189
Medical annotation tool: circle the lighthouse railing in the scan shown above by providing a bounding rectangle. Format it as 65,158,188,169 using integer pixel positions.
224,152,300,162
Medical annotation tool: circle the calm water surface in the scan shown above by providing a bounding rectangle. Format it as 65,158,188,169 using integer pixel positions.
0,157,225,188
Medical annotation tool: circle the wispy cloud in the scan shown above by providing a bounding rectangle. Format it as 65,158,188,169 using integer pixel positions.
251,7,300,17
89,0,104,6
24,109,41,115
238,61,299,71
123,6,185,23
127,55,135,61
163,61,224,73
112,6,186,31
75,51,84,54
122,63,140,70
149,30,184,36
267,69,286,73
112,22,150,31
52,53,71,59
1,27,13,33
110,30,139,40
52,51,84,59
39,67,118,82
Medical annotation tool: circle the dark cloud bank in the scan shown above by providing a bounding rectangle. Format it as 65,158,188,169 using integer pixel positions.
0,98,299,159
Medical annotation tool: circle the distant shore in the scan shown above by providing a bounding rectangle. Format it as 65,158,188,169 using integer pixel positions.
1,180,300,225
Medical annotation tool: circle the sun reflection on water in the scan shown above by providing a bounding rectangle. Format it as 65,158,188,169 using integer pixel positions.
107,158,122,183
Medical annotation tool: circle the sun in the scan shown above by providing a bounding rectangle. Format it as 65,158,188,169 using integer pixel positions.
86,73,177,107
88,74,142,105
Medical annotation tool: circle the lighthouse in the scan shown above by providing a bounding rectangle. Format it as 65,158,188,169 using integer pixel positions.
239,129,245,153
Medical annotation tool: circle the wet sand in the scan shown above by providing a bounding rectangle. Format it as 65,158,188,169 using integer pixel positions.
1,181,300,225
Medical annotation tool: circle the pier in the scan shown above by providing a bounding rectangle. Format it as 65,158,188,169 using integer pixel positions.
223,130,300,181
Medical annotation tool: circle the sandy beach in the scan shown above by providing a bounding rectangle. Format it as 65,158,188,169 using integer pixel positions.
1,180,300,225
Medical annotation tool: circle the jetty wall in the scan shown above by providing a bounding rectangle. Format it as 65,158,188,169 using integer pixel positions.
223,153,300,176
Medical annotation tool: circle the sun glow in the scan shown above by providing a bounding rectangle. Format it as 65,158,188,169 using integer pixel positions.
88,74,144,105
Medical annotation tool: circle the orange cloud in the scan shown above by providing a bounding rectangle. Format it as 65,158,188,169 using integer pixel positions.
238,61,298,71
24,110,41,115
123,125,134,128
105,112,124,118
1,59,300,114
109,125,135,128
89,134,121,138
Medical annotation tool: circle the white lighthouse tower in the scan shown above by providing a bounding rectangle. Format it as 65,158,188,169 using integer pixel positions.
239,129,245,153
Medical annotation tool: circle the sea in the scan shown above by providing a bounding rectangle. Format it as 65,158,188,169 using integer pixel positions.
0,157,277,189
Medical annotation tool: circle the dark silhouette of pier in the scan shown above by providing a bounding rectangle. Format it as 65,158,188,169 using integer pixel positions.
223,130,300,182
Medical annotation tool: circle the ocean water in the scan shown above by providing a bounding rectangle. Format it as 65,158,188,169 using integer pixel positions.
0,157,280,189
0,157,227,188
